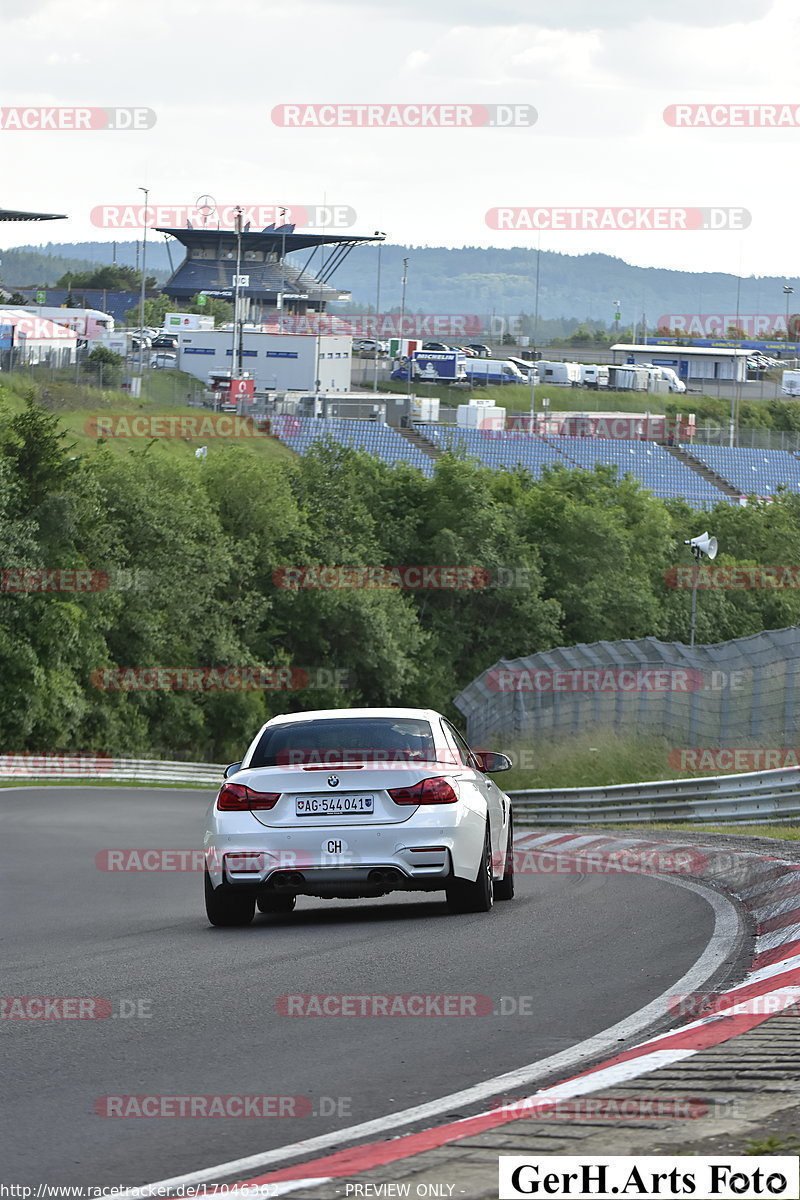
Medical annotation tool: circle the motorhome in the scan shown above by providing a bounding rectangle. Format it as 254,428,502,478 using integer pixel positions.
505,356,537,379
642,364,686,393
580,364,610,389
537,361,582,386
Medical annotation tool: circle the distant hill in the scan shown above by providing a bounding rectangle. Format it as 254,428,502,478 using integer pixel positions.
2,241,795,333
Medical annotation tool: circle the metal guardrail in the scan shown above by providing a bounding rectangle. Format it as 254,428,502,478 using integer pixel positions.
508,766,800,825
4,756,800,822
0,756,224,786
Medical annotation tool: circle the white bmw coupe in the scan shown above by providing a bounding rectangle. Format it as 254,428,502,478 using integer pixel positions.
204,707,515,926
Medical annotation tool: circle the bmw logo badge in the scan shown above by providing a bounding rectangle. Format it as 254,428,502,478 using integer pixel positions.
327,775,339,787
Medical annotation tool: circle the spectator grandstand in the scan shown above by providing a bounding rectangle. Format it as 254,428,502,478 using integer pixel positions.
681,443,800,499
273,416,434,476
418,425,728,507
269,415,800,508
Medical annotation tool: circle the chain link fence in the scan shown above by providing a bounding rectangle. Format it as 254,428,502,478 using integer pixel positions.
455,628,800,749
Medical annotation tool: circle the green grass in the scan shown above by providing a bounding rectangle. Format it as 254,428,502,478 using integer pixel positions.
0,372,295,466
605,820,800,840
500,730,691,790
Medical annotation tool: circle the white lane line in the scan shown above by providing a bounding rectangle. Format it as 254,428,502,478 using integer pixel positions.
113,876,741,1197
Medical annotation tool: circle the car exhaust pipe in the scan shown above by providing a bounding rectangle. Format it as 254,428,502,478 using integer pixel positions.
272,871,304,888
368,868,401,885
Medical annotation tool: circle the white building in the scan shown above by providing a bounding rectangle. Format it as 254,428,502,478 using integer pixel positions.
177,331,352,391
0,310,78,364
611,343,749,384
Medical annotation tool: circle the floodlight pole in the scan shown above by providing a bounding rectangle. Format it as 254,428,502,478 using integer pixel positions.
686,534,717,646
690,561,699,648
138,186,149,380
373,236,384,394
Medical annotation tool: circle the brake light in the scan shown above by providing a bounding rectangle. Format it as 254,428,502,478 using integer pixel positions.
387,777,458,805
217,783,281,811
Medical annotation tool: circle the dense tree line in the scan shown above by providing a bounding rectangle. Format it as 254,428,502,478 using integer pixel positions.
2,394,800,761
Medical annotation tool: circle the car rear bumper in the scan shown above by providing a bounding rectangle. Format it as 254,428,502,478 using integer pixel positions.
204,810,487,893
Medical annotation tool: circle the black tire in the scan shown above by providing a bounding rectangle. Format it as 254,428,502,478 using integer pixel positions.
204,867,255,927
257,893,297,914
446,826,494,914
494,813,515,901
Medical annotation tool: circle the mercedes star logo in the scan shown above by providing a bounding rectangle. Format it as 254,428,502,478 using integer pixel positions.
327,775,339,787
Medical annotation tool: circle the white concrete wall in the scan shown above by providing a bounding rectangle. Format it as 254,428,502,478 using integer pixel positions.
625,349,747,383
176,332,351,391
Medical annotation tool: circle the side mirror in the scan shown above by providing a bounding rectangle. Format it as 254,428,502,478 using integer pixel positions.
472,750,512,774
223,761,243,778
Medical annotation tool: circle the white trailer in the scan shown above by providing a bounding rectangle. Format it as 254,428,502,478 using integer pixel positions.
0,305,113,341
581,364,609,389
537,360,581,386
781,369,800,397
456,403,506,430
609,365,650,391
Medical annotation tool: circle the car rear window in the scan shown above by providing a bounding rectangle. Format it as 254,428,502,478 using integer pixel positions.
249,717,436,767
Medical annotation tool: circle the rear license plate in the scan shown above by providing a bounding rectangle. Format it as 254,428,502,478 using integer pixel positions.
295,796,374,816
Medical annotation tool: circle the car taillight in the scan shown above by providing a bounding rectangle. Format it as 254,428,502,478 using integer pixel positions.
387,777,458,805
216,783,281,811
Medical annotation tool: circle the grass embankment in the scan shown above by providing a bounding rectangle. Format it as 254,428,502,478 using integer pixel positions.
502,731,800,842
500,730,688,791
0,371,294,465
378,380,670,414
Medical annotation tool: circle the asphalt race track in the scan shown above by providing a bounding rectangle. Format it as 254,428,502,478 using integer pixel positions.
1,787,726,1186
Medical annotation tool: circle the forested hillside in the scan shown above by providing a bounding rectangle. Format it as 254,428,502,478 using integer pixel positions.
2,389,800,761
2,241,795,330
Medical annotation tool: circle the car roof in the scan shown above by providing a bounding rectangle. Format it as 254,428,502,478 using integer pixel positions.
264,706,442,728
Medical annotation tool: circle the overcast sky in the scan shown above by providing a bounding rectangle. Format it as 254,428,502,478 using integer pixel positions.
0,0,797,279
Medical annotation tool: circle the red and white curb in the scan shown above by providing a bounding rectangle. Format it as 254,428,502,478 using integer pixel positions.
122,831,800,1198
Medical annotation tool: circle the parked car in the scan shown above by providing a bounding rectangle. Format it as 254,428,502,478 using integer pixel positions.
421,341,453,352
467,344,492,358
353,339,389,356
152,333,179,349
203,706,515,925
150,352,177,369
